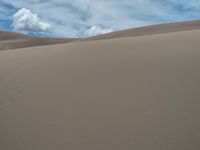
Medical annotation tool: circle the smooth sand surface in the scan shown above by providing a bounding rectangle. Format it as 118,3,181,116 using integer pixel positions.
0,30,76,50
0,22,200,150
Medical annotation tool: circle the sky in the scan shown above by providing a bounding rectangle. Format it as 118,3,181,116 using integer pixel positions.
0,0,200,38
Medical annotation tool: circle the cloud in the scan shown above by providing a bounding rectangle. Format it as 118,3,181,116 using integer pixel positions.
83,25,113,37
1,0,200,37
13,8,51,33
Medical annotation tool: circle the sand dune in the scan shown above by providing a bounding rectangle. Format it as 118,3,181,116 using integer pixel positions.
0,30,76,50
0,30,29,41
0,21,200,150
85,20,200,41
1,20,200,51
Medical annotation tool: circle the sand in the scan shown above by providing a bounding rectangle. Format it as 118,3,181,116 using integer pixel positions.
85,20,200,41
0,21,200,150
0,30,76,50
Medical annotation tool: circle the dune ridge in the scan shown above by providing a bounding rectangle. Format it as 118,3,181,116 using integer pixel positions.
1,20,200,50
0,30,76,50
85,20,200,41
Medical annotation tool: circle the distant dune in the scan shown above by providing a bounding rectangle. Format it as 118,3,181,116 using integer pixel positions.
85,20,200,41
1,20,200,51
0,30,76,50
0,20,200,150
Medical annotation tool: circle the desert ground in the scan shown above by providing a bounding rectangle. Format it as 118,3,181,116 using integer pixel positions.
0,21,200,150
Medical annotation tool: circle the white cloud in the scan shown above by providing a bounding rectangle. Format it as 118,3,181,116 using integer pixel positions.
84,25,113,37
13,8,51,33
2,0,200,37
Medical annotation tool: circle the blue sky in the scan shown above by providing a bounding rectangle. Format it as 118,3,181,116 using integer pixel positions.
0,0,200,38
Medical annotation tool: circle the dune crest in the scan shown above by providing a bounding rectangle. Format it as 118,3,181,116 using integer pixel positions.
85,20,200,41
0,30,76,50
1,20,200,50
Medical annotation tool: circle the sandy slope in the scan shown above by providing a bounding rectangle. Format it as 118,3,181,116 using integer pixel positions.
0,30,76,50
0,30,29,41
0,23,200,150
85,20,200,41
